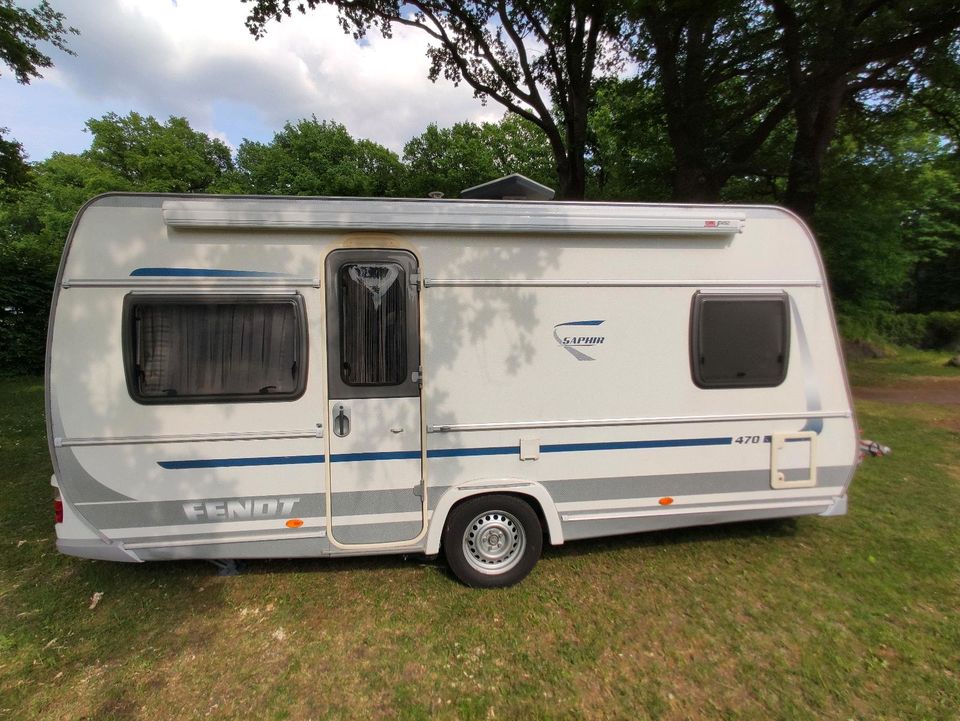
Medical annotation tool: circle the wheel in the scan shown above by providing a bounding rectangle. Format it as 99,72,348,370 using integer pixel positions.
442,494,543,588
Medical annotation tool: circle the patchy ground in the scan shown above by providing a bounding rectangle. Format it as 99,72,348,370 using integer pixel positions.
852,375,960,406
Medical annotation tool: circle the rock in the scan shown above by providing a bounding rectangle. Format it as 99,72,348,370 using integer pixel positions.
946,355,960,368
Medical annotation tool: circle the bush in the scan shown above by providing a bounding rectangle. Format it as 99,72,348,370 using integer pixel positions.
838,310,960,351
0,243,60,375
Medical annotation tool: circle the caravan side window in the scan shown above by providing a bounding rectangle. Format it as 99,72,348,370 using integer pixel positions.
690,293,790,388
123,295,307,404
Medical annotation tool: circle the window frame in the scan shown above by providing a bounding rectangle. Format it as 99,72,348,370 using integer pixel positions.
689,291,791,389
324,249,421,401
122,292,309,405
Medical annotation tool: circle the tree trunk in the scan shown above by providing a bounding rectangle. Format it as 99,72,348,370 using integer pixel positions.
783,80,846,220
672,161,723,203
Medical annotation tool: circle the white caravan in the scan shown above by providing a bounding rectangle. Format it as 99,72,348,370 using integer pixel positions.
47,185,857,586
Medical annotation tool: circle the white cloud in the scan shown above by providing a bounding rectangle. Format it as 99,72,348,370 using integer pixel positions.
5,0,503,159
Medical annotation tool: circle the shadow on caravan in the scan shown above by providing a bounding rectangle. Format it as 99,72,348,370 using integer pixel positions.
46,174,858,587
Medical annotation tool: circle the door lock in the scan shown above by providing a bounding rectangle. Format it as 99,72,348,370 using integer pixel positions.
333,404,351,437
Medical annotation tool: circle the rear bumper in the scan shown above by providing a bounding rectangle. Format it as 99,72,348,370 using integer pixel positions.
819,494,848,517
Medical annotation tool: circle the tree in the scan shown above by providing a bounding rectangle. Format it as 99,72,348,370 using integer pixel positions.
587,77,672,200
0,128,29,189
84,112,234,193
242,0,629,200
813,108,957,313
403,114,556,197
0,0,77,83
770,0,960,218
628,0,790,202
235,117,406,196
0,152,127,248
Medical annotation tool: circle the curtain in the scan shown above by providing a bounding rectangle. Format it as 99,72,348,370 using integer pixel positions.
135,300,300,398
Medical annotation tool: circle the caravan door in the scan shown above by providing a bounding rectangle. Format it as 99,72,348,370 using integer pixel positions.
324,249,424,545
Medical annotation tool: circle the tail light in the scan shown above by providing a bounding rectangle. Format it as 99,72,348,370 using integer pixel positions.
54,499,63,524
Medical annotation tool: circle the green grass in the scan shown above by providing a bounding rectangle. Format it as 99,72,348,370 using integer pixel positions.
1,375,958,720
846,348,959,386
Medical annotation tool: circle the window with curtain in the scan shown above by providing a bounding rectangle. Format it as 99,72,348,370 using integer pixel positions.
339,262,407,386
691,293,790,388
126,296,306,403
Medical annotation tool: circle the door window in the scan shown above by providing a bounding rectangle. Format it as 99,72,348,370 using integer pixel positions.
325,250,420,400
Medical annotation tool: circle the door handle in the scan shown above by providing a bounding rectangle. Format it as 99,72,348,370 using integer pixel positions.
333,404,351,437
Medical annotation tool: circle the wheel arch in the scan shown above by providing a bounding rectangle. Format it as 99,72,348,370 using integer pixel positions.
425,480,563,556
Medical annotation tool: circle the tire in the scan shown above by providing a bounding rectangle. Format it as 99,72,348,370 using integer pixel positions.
442,494,543,588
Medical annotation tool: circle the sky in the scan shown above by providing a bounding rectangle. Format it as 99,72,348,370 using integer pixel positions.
1,0,501,163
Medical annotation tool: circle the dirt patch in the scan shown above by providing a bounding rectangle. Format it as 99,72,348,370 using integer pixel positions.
853,376,960,406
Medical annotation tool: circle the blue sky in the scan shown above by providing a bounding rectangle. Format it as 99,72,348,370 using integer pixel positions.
1,0,499,162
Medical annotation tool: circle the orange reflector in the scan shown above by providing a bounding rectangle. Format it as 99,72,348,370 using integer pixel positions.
286,519,304,528
659,497,674,506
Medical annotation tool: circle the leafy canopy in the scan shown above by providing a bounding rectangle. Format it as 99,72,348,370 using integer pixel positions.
0,0,77,84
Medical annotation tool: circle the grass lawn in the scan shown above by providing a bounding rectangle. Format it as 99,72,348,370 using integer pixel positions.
1,367,958,721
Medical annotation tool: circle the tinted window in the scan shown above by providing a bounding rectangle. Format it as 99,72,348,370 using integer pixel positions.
691,293,790,388
125,296,306,403
339,262,407,386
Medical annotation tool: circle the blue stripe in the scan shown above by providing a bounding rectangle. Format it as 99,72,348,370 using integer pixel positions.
131,267,287,278
158,454,326,470
429,445,520,458
156,436,732,470
541,437,731,453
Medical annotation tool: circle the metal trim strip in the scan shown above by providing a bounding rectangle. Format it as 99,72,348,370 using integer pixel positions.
123,530,328,549
427,410,851,433
61,278,321,289
423,279,822,288
561,499,830,523
55,429,323,447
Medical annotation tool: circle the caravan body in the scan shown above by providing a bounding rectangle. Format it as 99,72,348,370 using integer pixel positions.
46,193,857,586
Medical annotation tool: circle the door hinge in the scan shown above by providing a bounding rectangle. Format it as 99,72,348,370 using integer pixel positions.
412,366,423,387
413,482,423,498
410,272,421,291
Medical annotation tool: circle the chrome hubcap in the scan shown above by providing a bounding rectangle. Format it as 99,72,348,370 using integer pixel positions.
462,510,526,575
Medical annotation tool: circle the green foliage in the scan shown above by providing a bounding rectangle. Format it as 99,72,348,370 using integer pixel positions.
0,128,30,189
815,110,957,312
0,242,59,373
588,78,672,201
402,115,556,198
838,311,960,351
85,112,234,193
0,114,235,374
0,0,77,84
1,152,128,248
236,117,405,196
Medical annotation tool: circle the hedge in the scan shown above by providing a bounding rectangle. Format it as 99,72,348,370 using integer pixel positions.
838,310,960,351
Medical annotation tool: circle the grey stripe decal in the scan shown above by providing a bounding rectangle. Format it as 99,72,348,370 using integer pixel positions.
561,505,826,542
72,466,850,537
57,448,133,502
789,295,824,434
332,521,423,545
77,493,327,529
541,466,849,503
